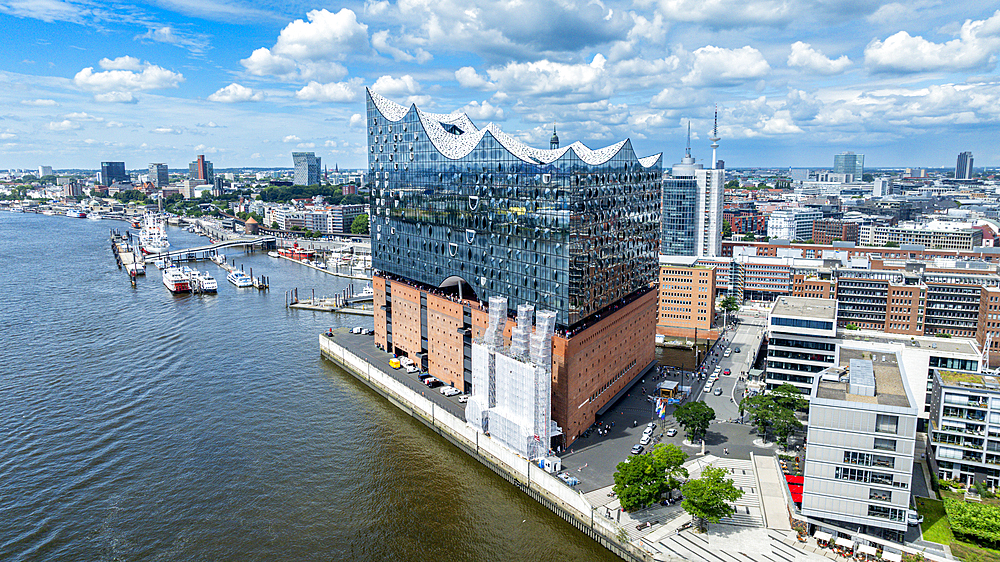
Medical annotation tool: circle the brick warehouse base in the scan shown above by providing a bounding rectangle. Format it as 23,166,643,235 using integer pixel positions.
374,275,658,447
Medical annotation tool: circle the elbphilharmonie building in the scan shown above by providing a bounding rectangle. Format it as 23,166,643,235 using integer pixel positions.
367,89,661,444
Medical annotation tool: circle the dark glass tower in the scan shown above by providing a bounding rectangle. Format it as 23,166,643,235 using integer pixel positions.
101,161,128,185
366,89,662,328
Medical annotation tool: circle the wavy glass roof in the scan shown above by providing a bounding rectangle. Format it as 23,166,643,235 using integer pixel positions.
368,89,660,168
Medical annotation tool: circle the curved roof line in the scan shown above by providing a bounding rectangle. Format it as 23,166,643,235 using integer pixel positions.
367,88,661,169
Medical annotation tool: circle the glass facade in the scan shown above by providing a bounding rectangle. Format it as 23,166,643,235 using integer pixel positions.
660,177,697,255
366,90,662,328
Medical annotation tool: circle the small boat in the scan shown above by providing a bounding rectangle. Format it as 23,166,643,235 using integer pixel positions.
88,213,103,220
162,266,191,293
316,261,327,269
268,251,279,258
192,270,218,293
211,254,226,265
359,284,374,297
227,270,253,288
65,210,87,218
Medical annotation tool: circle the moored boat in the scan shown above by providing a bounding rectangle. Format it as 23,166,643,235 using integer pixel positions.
267,251,279,258
139,213,170,254
65,210,87,218
227,270,253,288
191,270,218,293
162,266,191,293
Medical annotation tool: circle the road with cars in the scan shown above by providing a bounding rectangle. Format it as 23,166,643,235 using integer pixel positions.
696,308,768,421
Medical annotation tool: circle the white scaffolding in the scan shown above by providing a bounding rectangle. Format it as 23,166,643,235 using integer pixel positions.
465,296,559,460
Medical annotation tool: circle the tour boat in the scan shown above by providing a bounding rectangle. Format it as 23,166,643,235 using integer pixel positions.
192,270,218,293
278,243,315,261
88,213,103,220
65,210,87,218
268,251,279,258
227,271,253,288
162,266,191,293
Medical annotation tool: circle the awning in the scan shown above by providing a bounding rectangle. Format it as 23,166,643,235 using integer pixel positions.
857,545,877,556
882,552,902,562
814,531,832,542
785,475,804,485
836,537,854,549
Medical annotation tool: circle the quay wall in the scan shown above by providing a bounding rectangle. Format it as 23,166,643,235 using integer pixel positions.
319,334,663,562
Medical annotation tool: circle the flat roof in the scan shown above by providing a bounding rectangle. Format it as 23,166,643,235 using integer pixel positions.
816,348,911,408
838,330,980,356
771,296,837,321
937,370,1000,391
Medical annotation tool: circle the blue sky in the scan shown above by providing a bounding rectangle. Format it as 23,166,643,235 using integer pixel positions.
0,0,998,171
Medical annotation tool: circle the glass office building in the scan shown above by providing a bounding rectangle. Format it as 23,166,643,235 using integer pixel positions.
367,89,662,328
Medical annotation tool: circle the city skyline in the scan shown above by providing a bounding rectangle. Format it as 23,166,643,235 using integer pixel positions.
0,2,998,169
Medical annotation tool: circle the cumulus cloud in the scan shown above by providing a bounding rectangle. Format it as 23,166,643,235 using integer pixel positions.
241,8,368,82
99,56,143,70
650,87,706,109
47,120,79,131
152,127,182,134
21,98,58,106
106,121,124,128
865,11,1000,73
683,46,770,86
283,135,301,142
94,91,137,103
787,42,851,74
456,67,494,89
207,83,263,102
371,74,421,96
295,79,363,102
646,0,799,27
65,112,103,121
348,113,364,128
481,55,612,100
462,100,504,121
74,59,184,94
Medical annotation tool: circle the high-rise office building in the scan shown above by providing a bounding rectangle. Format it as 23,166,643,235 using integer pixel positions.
956,151,974,180
660,119,724,257
833,151,864,180
367,89,661,443
149,163,168,188
293,152,321,186
188,155,214,185
38,165,52,177
100,161,128,185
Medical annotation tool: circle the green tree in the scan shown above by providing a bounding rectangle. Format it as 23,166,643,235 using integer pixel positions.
720,295,739,313
341,194,366,205
725,179,740,189
673,402,715,443
681,465,745,532
113,190,149,204
351,213,370,234
885,241,900,248
722,220,732,238
271,221,279,229
612,443,689,512
741,384,805,446
862,173,874,182
741,232,756,241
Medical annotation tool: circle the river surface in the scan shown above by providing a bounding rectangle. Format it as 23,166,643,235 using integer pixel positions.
0,212,623,562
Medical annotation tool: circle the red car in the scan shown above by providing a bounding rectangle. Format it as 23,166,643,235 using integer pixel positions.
723,368,731,376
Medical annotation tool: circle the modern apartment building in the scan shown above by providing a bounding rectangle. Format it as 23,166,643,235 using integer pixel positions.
660,138,724,257
802,347,918,541
833,151,864,179
928,369,1000,488
765,297,839,395
812,219,859,245
329,204,366,234
657,257,716,339
956,151,974,180
767,208,823,241
188,155,214,185
367,89,662,444
859,223,983,251
148,163,168,189
293,152,321,186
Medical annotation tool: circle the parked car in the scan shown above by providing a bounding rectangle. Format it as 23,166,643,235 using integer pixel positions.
713,388,723,396
734,347,741,353
666,428,677,437
458,395,469,403
405,364,419,374
639,434,651,445
445,387,462,397
647,422,657,430
630,444,644,455
703,384,713,393
908,510,924,526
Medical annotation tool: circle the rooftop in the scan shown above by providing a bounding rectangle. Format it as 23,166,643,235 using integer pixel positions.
838,330,981,356
816,348,911,408
771,296,837,321
937,370,1000,391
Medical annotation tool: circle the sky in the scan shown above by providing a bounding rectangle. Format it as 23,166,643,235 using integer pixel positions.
0,1,998,172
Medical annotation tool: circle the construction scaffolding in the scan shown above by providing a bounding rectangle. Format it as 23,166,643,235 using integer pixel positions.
464,296,560,460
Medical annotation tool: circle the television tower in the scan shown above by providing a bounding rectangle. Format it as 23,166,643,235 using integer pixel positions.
710,105,721,170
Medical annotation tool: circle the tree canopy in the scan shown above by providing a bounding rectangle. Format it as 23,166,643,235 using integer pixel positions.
722,220,731,238
612,443,689,512
351,213,370,234
740,383,805,446
720,295,740,313
681,465,745,532
673,402,715,443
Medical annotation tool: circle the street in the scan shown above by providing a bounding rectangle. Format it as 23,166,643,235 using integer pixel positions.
696,306,768,421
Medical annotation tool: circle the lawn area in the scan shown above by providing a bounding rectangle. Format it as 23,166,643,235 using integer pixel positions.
916,496,1000,562
915,497,953,544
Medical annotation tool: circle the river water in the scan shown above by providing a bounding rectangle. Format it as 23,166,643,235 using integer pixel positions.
0,212,622,562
